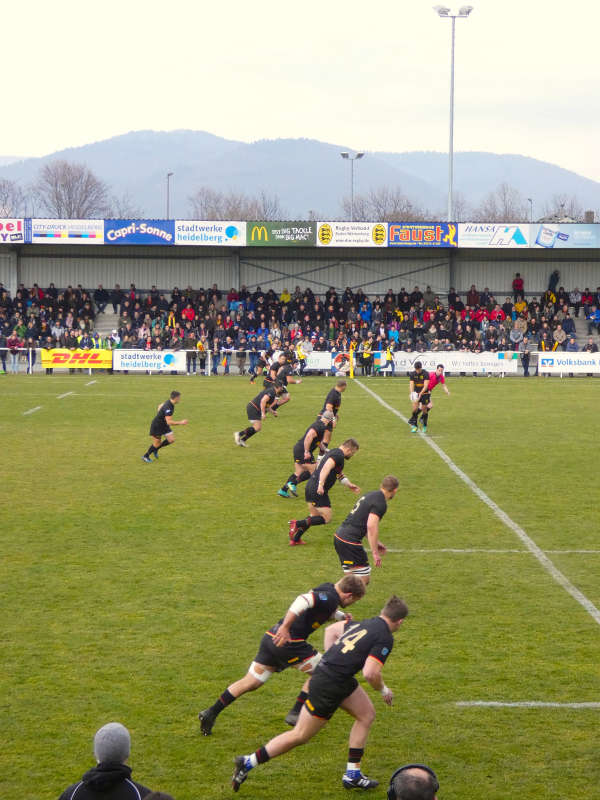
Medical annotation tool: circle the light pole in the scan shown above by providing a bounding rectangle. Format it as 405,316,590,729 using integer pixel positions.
166,172,174,219
434,5,473,222
527,197,533,223
340,151,364,222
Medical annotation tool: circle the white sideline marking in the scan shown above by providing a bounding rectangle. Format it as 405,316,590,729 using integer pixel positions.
356,380,600,628
387,548,600,555
85,380,97,386
23,406,42,415
457,701,600,709
56,391,75,399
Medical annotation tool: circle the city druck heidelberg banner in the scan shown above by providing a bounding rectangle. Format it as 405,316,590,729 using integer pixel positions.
29,219,104,244
112,350,187,371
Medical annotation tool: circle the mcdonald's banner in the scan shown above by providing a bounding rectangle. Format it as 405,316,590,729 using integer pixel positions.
247,221,316,246
41,349,113,368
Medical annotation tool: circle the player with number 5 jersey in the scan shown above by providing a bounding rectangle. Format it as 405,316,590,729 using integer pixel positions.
334,476,399,585
231,595,408,793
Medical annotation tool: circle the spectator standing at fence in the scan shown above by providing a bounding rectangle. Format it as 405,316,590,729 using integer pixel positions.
7,329,22,373
57,721,152,800
519,336,532,377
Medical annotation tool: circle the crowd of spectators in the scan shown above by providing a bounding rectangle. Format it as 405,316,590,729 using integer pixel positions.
1,278,600,373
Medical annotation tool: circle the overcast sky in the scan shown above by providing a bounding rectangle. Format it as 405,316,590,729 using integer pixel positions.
5,0,599,182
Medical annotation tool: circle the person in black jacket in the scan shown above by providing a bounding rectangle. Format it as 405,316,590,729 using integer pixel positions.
58,722,152,799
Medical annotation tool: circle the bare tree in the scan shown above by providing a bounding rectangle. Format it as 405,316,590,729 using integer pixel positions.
109,191,145,219
471,182,529,222
341,186,428,221
0,178,26,216
34,160,112,218
542,193,584,222
188,187,285,220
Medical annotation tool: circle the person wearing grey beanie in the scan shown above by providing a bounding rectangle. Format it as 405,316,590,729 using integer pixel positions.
57,722,153,799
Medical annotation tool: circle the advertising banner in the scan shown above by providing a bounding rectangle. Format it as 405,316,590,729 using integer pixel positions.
174,220,246,246
247,221,316,246
316,221,387,247
537,353,600,374
40,349,112,368
530,223,600,249
31,219,104,244
306,351,333,370
0,218,25,243
388,350,519,374
388,222,457,247
104,219,175,245
112,350,187,371
458,223,529,248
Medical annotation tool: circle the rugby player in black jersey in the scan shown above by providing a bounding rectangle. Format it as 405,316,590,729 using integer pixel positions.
288,438,360,546
141,391,188,463
407,362,429,433
232,595,408,792
334,476,399,585
320,379,346,451
249,349,271,384
234,381,285,447
278,410,335,498
198,575,365,736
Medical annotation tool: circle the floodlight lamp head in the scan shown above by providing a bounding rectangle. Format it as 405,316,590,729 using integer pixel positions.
434,5,451,16
340,152,350,159
458,5,473,15
356,152,365,160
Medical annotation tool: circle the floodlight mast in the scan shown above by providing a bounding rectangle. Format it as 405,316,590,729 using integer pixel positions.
433,5,474,221
340,152,365,222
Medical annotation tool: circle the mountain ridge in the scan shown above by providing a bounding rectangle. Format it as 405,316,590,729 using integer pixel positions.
0,130,598,219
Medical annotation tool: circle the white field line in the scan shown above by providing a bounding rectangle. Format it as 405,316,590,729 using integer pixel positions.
457,701,600,709
56,391,75,399
22,406,42,415
355,380,600,628
387,548,600,555
85,380,97,386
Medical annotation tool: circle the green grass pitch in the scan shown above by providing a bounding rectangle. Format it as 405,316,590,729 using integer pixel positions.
1,373,599,799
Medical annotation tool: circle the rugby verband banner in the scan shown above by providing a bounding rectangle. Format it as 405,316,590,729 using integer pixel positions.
40,349,113,368
112,350,187,371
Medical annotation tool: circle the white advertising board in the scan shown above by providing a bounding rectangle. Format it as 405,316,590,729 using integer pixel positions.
112,350,187,371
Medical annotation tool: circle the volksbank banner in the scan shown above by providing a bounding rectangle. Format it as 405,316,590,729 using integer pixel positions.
104,219,175,245
113,350,187,371
174,221,246,246
247,221,316,246
537,353,600,373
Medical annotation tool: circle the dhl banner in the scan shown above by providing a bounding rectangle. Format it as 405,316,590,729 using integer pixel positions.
41,349,113,368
